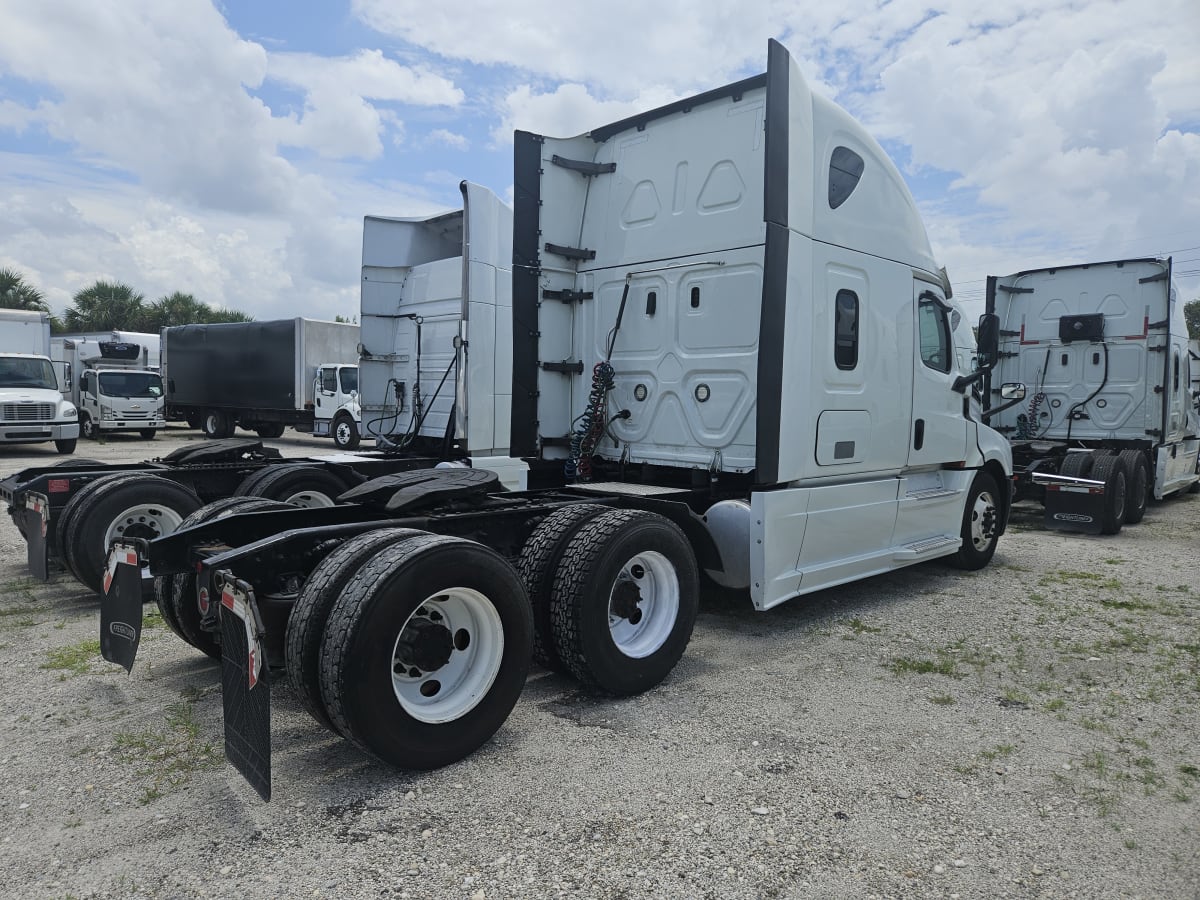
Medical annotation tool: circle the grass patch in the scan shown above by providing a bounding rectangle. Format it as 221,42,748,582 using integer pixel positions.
846,618,881,635
112,701,222,802
981,743,1016,762
42,639,102,677
1042,570,1123,590
1097,597,1156,612
928,694,955,706
888,655,958,678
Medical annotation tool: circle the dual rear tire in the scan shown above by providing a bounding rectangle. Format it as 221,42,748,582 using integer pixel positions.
284,508,699,769
58,473,203,594
288,531,532,770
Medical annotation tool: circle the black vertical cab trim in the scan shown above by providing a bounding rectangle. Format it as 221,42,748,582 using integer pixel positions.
763,38,789,229
1161,256,1173,444
756,223,789,486
755,40,792,486
511,130,543,457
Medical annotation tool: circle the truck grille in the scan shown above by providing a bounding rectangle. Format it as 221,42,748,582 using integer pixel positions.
0,403,55,422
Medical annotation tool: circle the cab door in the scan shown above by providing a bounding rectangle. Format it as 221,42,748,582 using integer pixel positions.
908,285,967,466
315,366,337,418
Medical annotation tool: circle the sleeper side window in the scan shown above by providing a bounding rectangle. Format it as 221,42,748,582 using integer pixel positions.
828,146,865,209
918,296,952,374
834,289,859,370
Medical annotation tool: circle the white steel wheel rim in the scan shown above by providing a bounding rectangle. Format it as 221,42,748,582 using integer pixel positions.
608,550,679,659
391,587,504,724
969,490,997,551
103,503,185,548
335,421,353,444
282,490,336,508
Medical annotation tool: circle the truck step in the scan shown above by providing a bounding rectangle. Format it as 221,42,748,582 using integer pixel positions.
893,535,959,560
905,487,959,501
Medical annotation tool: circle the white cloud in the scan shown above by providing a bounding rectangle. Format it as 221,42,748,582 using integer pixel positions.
427,128,469,150
0,0,294,214
352,0,768,94
770,0,1200,300
493,83,681,144
267,50,463,159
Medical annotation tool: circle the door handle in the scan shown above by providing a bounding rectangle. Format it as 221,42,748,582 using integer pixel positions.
914,418,925,451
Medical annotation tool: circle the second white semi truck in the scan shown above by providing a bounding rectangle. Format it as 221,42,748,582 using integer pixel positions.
983,257,1199,533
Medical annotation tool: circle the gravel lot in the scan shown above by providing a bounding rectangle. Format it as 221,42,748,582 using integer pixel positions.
0,427,1196,899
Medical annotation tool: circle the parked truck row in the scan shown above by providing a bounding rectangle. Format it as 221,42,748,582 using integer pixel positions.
2,40,1192,802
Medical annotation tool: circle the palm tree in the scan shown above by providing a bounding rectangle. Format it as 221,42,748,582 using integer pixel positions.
0,268,51,313
204,307,254,323
64,280,147,331
145,291,207,330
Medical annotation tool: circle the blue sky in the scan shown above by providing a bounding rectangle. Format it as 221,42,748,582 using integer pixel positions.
1,0,1197,323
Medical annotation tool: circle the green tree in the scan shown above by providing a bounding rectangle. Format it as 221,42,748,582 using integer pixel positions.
0,267,50,313
203,307,253,324
1185,298,1200,340
144,291,206,330
64,280,147,331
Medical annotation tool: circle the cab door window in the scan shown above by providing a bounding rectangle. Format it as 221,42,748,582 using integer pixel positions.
917,296,952,374
320,368,337,393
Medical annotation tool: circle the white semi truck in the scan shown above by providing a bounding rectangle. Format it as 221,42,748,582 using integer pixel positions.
73,41,1014,799
0,309,79,454
983,257,1199,533
359,182,514,461
51,335,164,439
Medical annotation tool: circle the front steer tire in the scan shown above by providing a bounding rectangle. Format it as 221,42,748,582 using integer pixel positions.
550,509,699,696
947,471,1001,570
332,414,360,450
318,533,533,770
55,439,76,454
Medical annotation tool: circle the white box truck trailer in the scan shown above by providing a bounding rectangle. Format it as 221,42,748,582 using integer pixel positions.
89,41,1016,799
983,257,1200,533
0,309,79,454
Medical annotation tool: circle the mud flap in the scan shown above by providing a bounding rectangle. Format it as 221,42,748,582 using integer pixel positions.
1042,483,1105,534
25,493,50,582
218,574,272,801
99,542,145,672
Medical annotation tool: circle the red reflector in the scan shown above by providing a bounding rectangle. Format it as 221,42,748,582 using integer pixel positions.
195,562,203,572
47,478,70,493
